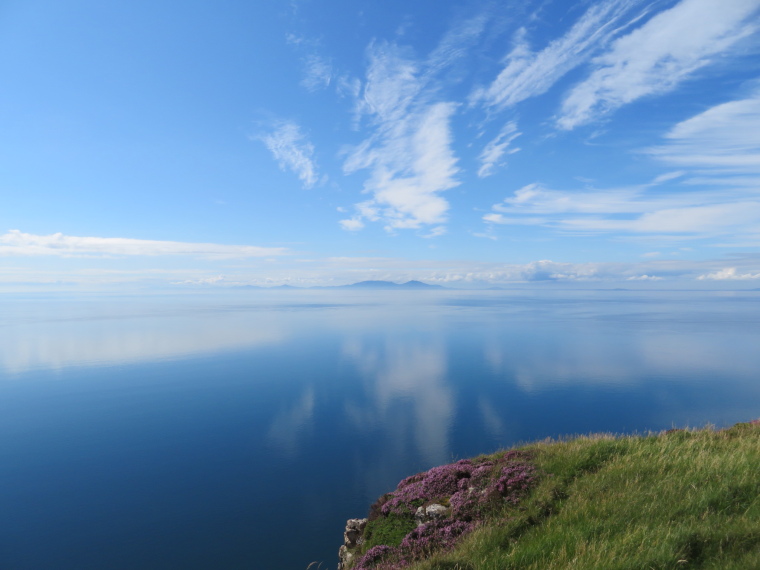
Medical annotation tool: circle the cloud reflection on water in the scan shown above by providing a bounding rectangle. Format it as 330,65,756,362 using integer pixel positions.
0,301,285,375
267,387,315,458
343,337,454,472
482,326,760,393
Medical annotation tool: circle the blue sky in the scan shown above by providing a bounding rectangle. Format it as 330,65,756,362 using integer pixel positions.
2,0,760,288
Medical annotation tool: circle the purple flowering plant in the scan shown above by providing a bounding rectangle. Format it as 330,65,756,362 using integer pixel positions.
354,450,540,569
354,520,476,570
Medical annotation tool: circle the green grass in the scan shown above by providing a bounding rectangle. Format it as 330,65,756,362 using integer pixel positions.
364,511,419,550
400,422,760,570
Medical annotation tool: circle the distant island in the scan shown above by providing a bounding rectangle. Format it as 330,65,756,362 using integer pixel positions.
235,280,447,290
340,280,445,290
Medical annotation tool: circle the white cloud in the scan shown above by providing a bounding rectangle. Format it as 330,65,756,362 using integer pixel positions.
483,213,547,226
301,54,333,91
426,12,488,75
285,33,306,46
172,275,225,285
648,90,760,175
697,267,760,280
6,249,758,288
259,120,319,188
0,230,288,258
423,226,446,238
352,42,421,124
559,201,760,234
339,217,364,231
486,89,760,243
336,75,362,101
489,182,665,215
167,255,760,286
486,181,760,236
484,90,760,238
477,121,521,178
341,42,460,231
558,0,760,129
471,0,644,109
652,171,686,184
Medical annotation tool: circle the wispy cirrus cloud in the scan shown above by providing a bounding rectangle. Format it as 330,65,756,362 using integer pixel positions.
643,90,760,246
558,0,760,129
0,230,288,258
425,12,489,76
339,42,461,232
288,1,760,244
484,180,760,237
477,121,521,178
337,13,491,233
487,181,676,216
259,120,319,188
486,85,760,240
647,89,760,175
300,54,333,91
471,0,645,110
559,202,760,235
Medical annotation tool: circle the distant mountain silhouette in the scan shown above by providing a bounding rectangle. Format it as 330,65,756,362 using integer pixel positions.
343,280,445,290
231,280,446,290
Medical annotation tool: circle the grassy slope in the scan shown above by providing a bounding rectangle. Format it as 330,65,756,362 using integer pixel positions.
402,423,760,570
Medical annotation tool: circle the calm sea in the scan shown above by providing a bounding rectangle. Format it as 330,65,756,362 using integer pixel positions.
1,289,759,569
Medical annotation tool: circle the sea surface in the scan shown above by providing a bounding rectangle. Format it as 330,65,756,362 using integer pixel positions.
1,289,759,569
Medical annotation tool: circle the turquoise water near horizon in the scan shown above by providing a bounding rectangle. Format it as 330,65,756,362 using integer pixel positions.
1,289,759,569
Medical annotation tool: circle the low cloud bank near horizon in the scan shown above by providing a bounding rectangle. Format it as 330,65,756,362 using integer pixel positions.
0,230,288,259
2,246,760,290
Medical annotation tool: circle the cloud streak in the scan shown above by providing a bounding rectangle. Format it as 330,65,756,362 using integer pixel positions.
486,85,760,241
0,230,288,258
558,0,760,129
471,0,645,110
477,121,521,178
647,89,760,175
301,54,333,91
697,267,760,280
485,181,760,238
340,42,460,232
259,120,319,188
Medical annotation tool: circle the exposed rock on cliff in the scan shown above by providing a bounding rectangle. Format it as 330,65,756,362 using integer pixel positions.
338,518,367,570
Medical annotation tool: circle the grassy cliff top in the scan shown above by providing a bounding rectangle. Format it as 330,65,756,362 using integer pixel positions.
347,421,760,570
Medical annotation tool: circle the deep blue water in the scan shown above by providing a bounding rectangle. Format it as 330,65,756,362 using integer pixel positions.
1,289,759,569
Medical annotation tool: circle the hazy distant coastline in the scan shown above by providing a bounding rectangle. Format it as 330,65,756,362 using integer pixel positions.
235,280,446,290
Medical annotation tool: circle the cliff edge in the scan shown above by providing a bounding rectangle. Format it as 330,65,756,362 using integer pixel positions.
338,420,760,570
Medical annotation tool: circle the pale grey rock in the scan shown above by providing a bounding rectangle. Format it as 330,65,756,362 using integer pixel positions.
415,503,450,526
338,518,367,569
426,504,449,520
338,545,353,570
344,518,367,548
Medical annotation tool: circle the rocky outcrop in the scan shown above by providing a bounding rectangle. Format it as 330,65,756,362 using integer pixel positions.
336,504,451,568
414,503,449,526
335,452,539,569
338,518,367,570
